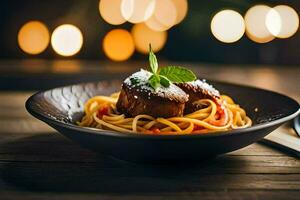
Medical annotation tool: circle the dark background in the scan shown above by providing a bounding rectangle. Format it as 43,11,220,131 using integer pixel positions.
0,0,299,65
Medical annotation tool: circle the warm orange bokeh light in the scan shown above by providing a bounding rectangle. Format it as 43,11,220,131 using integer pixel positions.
145,0,177,31
51,24,83,57
172,0,188,25
245,5,275,43
103,29,135,61
121,0,155,23
99,0,126,25
211,10,245,43
18,21,50,55
265,8,282,37
269,5,299,38
131,23,167,54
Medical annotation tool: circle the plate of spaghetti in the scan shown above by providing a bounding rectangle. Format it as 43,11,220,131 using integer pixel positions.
26,47,300,162
78,71,252,135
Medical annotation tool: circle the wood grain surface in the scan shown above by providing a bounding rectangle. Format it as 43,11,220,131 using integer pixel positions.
0,63,299,200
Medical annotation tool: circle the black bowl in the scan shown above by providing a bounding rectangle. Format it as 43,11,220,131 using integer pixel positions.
26,80,299,163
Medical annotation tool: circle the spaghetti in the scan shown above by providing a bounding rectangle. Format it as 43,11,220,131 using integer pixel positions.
77,92,252,134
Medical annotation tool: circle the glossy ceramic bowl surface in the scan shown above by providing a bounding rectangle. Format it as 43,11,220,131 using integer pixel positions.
26,80,300,162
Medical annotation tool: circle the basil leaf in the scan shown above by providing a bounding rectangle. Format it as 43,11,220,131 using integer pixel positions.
149,45,158,74
159,75,170,87
148,74,160,90
130,77,140,85
159,66,196,83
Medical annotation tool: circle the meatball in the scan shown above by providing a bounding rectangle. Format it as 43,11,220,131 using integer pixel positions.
176,80,220,114
116,70,188,118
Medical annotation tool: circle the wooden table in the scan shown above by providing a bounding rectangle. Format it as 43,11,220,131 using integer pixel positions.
0,61,299,199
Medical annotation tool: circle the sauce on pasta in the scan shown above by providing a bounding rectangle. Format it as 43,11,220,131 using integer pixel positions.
78,92,252,134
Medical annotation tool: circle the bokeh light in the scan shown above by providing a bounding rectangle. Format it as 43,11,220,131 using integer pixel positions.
145,0,177,31
268,5,299,38
121,0,155,23
51,24,83,57
265,8,282,37
245,5,275,43
211,10,245,43
172,0,188,25
145,16,168,32
18,21,50,55
103,29,135,61
99,0,126,25
131,23,167,54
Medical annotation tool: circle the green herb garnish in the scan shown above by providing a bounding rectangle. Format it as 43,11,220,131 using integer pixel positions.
147,44,196,90
148,74,160,89
159,66,196,83
130,77,140,85
149,45,158,74
159,75,170,87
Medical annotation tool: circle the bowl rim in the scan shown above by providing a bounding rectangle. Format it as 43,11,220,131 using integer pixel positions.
25,80,300,140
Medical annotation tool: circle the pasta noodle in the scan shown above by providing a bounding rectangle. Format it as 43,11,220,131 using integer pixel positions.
77,92,252,134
